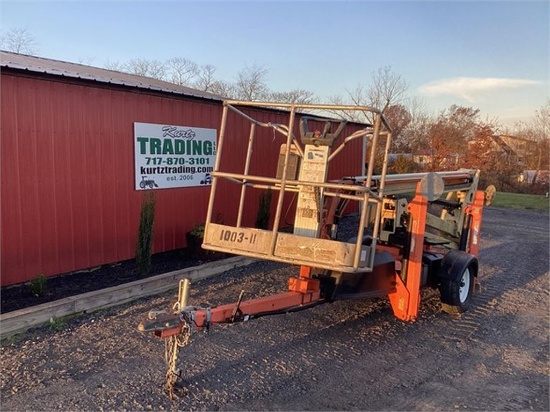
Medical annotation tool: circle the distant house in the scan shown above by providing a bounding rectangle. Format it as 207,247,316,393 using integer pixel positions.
387,153,412,162
412,152,433,168
491,135,533,167
411,152,460,169
518,170,550,185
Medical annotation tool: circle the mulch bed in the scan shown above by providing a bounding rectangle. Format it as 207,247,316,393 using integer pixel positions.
0,248,223,314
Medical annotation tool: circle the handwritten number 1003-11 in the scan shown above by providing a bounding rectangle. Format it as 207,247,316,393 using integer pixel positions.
219,229,257,244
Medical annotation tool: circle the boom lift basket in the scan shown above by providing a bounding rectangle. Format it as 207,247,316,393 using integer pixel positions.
202,101,393,273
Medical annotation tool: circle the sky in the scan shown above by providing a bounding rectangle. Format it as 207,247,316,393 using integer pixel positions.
1,0,548,127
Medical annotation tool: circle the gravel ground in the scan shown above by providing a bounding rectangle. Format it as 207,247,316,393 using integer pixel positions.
1,207,549,411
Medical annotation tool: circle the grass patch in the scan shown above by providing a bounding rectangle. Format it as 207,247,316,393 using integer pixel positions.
492,192,549,212
48,317,66,331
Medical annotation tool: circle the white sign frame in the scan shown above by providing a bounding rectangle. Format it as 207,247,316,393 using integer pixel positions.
134,122,216,190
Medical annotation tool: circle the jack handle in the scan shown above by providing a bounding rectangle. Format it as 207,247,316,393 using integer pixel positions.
231,290,245,322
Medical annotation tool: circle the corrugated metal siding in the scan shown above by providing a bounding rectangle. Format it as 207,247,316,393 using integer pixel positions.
1,73,224,286
1,72,366,287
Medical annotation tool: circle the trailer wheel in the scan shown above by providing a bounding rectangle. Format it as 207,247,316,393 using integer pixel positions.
438,250,477,315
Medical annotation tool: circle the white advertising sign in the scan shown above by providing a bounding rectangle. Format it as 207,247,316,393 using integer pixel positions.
134,122,216,190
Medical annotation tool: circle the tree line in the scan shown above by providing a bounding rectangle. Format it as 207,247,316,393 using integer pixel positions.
2,28,548,193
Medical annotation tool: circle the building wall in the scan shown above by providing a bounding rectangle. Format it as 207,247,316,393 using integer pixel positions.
1,72,366,286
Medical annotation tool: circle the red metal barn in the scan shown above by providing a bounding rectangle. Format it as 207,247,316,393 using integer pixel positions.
0,51,366,287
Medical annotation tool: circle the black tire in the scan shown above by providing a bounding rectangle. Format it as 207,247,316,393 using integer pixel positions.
439,252,476,315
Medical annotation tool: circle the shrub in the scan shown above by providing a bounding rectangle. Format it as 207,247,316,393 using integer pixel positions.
255,188,272,229
29,274,48,297
49,317,66,331
136,191,156,276
189,222,205,238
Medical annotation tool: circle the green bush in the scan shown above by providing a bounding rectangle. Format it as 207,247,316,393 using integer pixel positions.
48,317,66,331
136,191,156,276
29,274,48,297
189,222,205,238
255,188,272,229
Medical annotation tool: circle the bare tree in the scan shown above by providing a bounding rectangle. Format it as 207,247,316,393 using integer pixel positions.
123,58,166,80
512,101,550,177
97,56,314,106
514,101,550,142
77,56,95,66
368,65,409,113
166,57,199,86
384,104,412,152
209,79,238,99
326,91,366,122
0,27,38,54
269,89,315,105
340,85,371,122
194,64,217,91
534,102,550,141
236,64,269,101
329,66,409,124
103,60,125,72
401,97,433,154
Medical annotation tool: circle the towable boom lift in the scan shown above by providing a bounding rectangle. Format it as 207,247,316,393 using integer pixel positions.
139,101,493,397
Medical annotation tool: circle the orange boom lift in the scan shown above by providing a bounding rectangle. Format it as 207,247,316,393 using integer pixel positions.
138,101,494,397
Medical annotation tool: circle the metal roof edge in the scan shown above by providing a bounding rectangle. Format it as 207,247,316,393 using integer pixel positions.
0,50,224,102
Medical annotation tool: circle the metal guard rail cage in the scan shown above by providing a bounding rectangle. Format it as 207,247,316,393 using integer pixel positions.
202,100,393,273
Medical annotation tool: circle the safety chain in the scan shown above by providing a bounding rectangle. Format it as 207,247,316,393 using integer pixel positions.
164,318,191,399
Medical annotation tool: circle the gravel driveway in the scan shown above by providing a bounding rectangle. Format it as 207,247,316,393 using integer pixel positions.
1,207,548,411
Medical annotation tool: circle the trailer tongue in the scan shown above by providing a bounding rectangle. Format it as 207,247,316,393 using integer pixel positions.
138,101,492,398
